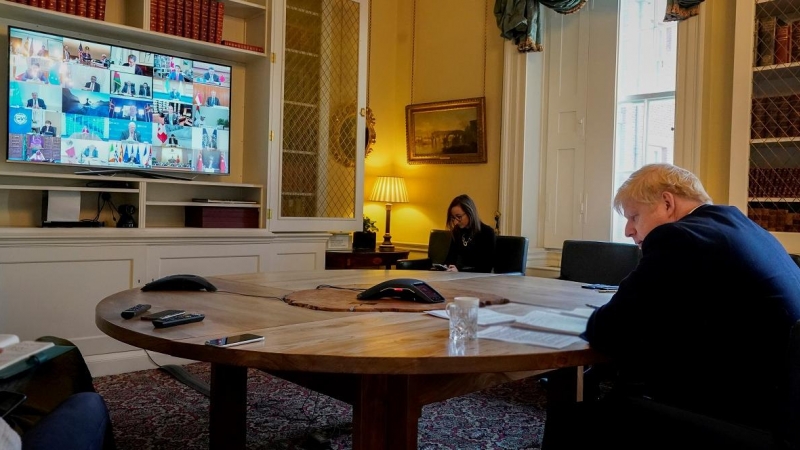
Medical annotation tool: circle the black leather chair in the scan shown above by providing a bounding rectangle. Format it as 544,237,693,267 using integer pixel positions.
493,235,529,275
396,229,451,270
558,240,641,285
544,318,800,450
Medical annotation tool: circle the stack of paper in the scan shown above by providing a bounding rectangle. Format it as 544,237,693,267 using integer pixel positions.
424,309,517,326
512,310,588,336
0,339,55,371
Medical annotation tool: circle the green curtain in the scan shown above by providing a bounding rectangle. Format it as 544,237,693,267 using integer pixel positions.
493,0,587,53
664,0,706,22
494,0,705,53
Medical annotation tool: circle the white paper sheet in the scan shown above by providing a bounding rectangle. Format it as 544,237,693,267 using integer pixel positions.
512,310,588,336
425,308,518,326
478,326,584,349
559,307,595,319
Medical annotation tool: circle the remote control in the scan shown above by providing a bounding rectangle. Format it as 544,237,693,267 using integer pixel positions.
153,313,205,328
121,304,152,319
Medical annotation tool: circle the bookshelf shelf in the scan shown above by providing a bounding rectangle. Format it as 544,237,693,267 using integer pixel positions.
0,1,266,63
221,0,267,19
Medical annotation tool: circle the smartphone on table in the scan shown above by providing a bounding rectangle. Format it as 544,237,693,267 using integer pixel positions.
140,309,185,321
205,333,265,348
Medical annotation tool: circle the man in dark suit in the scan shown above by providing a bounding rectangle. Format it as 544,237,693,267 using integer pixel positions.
119,122,141,142
205,90,220,106
138,82,151,97
121,81,136,96
26,92,46,109
203,67,220,84
83,75,100,92
542,164,800,449
39,120,57,136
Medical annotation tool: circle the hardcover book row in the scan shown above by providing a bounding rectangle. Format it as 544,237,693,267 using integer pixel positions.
149,0,225,46
756,15,800,67
751,95,800,140
9,0,106,20
749,207,800,233
749,168,800,198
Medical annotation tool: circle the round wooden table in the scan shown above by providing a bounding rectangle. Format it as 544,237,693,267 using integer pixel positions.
96,270,608,450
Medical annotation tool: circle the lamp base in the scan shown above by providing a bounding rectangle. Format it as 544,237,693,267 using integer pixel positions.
378,233,394,252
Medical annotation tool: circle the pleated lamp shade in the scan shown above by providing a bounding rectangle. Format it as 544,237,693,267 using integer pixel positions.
369,176,409,204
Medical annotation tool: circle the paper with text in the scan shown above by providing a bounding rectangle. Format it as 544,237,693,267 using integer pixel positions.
512,310,588,336
425,308,518,326
0,341,55,371
478,326,584,349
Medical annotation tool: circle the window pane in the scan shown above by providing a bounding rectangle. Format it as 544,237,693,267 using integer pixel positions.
612,0,677,243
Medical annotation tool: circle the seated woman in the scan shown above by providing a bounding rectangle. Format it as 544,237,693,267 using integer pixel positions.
443,194,495,272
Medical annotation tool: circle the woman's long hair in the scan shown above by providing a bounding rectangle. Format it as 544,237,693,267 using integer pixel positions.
446,194,482,237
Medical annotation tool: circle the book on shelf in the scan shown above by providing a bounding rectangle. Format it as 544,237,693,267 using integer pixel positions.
209,0,218,44
183,0,193,38
96,0,105,20
775,19,791,65
66,0,77,15
792,21,800,62
511,310,588,336
44,0,56,10
76,0,87,17
175,0,185,38
87,0,97,19
165,0,177,35
757,16,776,67
191,0,202,40
199,0,210,42
0,335,54,372
221,40,264,53
215,1,224,44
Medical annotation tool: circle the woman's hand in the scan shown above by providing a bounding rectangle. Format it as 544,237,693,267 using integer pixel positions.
446,265,458,272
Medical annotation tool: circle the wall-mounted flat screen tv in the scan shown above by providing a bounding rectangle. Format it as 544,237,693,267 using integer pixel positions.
7,26,232,176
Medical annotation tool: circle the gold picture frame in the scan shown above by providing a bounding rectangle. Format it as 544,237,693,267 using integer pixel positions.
405,97,486,165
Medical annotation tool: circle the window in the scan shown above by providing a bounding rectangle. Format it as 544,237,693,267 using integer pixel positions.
612,0,677,243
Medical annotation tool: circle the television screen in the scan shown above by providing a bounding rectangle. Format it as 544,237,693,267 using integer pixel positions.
7,26,232,175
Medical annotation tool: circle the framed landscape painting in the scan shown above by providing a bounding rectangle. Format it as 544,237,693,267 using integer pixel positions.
405,97,486,165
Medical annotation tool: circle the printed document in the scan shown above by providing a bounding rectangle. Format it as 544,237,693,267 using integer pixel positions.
478,326,584,349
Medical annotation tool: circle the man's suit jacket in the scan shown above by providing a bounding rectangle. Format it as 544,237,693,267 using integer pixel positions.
26,98,46,109
584,205,800,429
206,97,220,106
120,131,141,142
139,87,151,97
40,126,56,136
84,82,100,92
121,84,135,95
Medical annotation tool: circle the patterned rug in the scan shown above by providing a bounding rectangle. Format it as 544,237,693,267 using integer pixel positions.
93,362,547,449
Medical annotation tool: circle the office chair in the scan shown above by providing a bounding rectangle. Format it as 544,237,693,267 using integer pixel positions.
558,240,641,286
493,235,529,275
396,229,451,270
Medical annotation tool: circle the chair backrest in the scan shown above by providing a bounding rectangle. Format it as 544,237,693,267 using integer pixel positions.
428,229,452,265
493,235,529,275
558,240,641,285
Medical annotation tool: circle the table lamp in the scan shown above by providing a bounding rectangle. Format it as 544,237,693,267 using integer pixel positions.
369,176,409,252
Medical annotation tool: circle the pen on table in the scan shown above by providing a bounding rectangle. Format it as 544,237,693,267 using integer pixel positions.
585,303,600,309
597,289,617,293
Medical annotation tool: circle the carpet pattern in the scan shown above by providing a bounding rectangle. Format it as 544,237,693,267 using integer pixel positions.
93,362,547,449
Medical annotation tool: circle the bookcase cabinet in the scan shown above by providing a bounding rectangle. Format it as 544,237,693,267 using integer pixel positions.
731,0,800,251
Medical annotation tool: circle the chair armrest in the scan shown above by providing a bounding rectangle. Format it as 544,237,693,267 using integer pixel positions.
396,258,432,270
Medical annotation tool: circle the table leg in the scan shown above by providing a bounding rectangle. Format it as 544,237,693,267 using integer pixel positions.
209,364,248,450
352,374,421,450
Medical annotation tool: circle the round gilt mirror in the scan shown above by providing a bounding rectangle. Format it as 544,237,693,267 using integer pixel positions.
331,105,376,167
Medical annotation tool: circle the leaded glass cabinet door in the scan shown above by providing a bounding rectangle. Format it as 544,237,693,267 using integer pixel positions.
268,0,367,232
730,0,800,251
